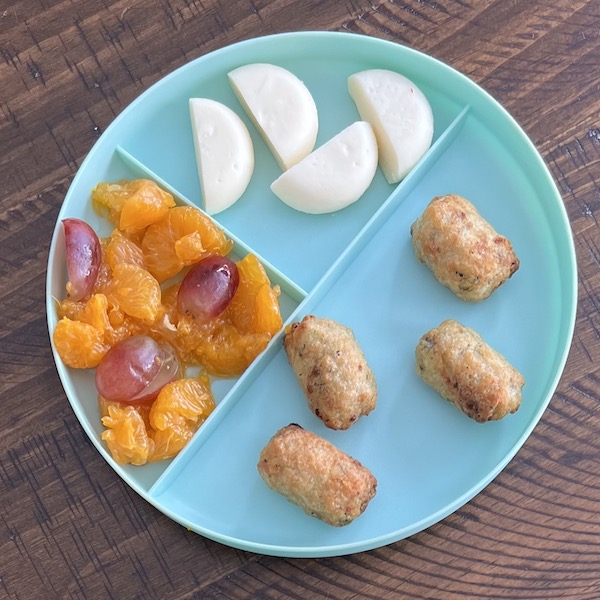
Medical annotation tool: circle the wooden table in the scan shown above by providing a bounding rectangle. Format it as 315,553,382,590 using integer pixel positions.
2,0,599,597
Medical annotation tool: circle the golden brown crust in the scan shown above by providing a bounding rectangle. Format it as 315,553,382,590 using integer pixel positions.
283,315,377,430
415,319,524,422
410,194,519,302
257,424,377,526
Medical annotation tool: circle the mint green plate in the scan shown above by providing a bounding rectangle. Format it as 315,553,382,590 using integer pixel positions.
46,31,577,557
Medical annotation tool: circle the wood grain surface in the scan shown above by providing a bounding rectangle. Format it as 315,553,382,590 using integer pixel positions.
2,0,599,598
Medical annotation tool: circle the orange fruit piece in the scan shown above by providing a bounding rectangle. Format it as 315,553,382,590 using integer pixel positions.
108,263,162,324
254,283,283,335
142,206,233,283
149,428,189,462
149,375,215,461
92,179,175,231
150,375,215,432
101,403,153,466
98,395,152,430
78,293,111,335
160,282,180,323
147,282,182,355
53,317,109,368
56,297,85,321
174,231,205,263
228,254,283,335
165,314,214,364
105,229,145,271
104,315,146,348
193,320,271,376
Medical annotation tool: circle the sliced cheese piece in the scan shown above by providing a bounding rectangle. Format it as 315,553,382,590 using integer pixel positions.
270,121,378,214
348,69,434,184
189,98,254,215
228,63,318,171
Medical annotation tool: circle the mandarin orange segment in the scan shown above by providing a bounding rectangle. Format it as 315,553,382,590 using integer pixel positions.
101,404,153,466
142,206,233,283
97,395,111,418
107,305,126,327
148,283,182,353
228,254,282,335
105,229,145,271
160,283,180,323
108,263,162,324
53,317,109,368
98,395,152,430
253,283,283,334
92,182,130,224
101,305,144,347
92,179,175,231
194,321,271,376
147,376,214,462
149,427,190,462
56,298,85,321
174,231,205,263
78,293,111,335
149,375,215,432
168,315,224,366
103,317,146,347
119,180,175,231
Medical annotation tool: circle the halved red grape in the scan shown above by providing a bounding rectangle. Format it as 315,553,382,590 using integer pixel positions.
95,335,179,404
63,218,101,301
177,255,239,321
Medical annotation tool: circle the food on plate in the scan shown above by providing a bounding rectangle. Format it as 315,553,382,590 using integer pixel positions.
108,263,162,323
100,374,215,464
53,179,283,464
147,375,215,459
410,194,520,301
52,316,109,369
415,319,524,422
141,204,233,283
100,403,153,466
257,424,377,527
228,63,318,170
93,178,175,231
283,315,377,430
62,218,102,302
177,255,239,321
270,121,378,214
95,335,179,404
189,98,254,215
348,69,434,183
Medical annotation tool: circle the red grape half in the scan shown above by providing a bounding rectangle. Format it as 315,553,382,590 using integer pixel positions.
95,335,179,404
63,218,101,301
177,255,239,321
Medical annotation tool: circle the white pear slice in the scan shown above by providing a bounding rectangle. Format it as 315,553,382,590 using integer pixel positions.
228,63,318,171
189,98,254,215
270,121,378,214
348,69,434,184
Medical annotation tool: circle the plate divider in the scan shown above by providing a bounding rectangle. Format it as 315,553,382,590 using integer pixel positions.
278,104,472,318
146,103,471,498
148,321,288,496
114,145,307,304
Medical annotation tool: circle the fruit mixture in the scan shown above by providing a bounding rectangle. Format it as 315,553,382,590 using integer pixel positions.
53,179,283,465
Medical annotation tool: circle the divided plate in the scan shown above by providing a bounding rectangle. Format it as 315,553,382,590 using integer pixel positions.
46,31,577,557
